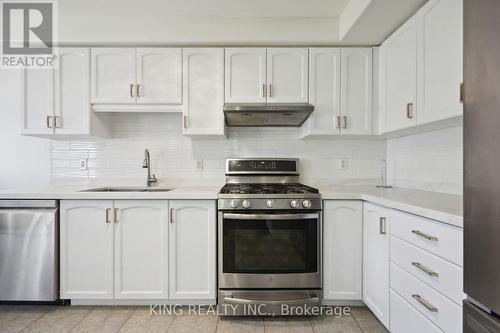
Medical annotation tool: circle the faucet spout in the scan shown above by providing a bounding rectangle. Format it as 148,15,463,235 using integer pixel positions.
143,149,158,187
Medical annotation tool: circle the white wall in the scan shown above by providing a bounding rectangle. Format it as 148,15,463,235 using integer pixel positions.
0,70,51,189
386,125,463,195
50,113,387,186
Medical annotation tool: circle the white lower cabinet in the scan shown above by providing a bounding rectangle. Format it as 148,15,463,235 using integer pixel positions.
323,200,362,301
114,201,169,299
363,202,390,329
60,200,114,299
169,200,216,300
60,199,216,302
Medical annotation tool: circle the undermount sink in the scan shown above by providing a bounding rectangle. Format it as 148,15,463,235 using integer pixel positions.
81,187,173,193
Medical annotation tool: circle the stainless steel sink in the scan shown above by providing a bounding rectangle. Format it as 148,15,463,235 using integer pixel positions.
81,187,173,192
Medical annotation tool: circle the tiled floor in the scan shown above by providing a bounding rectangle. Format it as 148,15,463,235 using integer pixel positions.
0,305,388,333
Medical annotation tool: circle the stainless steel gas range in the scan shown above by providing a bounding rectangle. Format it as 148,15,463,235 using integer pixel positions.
217,158,322,315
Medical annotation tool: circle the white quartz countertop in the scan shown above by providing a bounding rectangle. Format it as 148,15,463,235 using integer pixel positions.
0,184,463,227
318,185,463,227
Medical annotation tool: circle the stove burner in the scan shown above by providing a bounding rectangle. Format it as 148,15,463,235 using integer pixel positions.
220,183,319,195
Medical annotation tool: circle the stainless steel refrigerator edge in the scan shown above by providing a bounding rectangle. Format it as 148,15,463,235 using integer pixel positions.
464,0,500,331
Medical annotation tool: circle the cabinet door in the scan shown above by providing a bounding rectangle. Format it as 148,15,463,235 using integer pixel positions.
300,48,341,138
382,18,418,132
267,48,309,103
183,48,225,136
363,203,390,329
224,48,266,103
60,200,114,299
21,68,54,135
136,48,182,104
54,48,90,135
323,201,362,301
114,200,169,299
341,48,373,135
169,200,216,300
417,0,463,124
90,48,136,104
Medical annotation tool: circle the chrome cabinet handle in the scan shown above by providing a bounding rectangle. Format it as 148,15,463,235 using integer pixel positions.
262,84,266,98
136,84,141,97
54,116,61,128
183,116,188,129
224,296,319,306
114,208,119,223
170,208,175,223
460,82,464,103
268,83,272,97
342,116,347,129
130,84,135,98
412,262,439,277
336,115,341,129
412,294,438,312
412,230,438,241
105,208,111,223
46,115,53,128
406,103,414,119
379,217,387,234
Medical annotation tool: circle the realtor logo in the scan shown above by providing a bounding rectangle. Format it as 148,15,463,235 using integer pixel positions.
1,0,58,68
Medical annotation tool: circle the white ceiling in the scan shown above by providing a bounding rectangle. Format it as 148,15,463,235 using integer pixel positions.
58,0,428,45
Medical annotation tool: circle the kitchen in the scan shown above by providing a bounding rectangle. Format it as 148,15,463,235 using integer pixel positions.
0,0,495,332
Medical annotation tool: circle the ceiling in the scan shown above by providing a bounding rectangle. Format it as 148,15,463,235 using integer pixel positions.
58,0,428,45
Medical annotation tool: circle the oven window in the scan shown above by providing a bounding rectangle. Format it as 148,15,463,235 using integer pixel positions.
222,216,318,274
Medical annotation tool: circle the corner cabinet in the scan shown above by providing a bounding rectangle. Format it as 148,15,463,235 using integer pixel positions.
300,48,372,138
182,48,225,137
169,200,216,300
60,199,216,303
323,201,363,302
363,202,390,329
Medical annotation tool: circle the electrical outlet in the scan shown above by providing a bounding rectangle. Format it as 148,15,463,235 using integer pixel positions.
79,159,88,170
195,159,203,172
339,159,349,170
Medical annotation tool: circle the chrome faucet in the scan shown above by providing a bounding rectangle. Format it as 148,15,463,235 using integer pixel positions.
142,149,157,187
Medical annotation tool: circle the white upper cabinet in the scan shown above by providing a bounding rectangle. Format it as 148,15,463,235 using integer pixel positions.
225,48,267,103
341,48,373,135
323,201,363,301
363,202,390,329
417,0,463,124
267,48,309,103
169,200,216,300
91,48,136,104
136,48,182,105
114,201,169,299
182,48,225,136
54,48,91,135
22,47,95,136
60,200,114,300
22,68,54,135
300,48,341,137
381,18,418,132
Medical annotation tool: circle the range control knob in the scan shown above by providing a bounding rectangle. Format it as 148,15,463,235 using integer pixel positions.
229,200,239,208
266,200,275,208
290,200,299,208
242,200,251,209
302,200,312,208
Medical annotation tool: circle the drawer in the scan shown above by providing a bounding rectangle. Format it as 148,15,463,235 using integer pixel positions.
390,236,465,305
390,289,443,333
390,263,462,333
389,209,463,266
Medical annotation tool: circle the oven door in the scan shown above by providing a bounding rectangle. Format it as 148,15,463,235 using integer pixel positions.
218,212,321,289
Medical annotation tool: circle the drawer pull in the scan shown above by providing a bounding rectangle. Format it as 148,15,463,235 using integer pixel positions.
412,262,439,277
379,217,387,234
412,230,438,241
412,294,438,313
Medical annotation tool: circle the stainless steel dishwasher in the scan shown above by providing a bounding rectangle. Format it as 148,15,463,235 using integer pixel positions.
0,200,59,301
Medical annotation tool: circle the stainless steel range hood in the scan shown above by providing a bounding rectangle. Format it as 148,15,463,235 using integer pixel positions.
223,103,314,127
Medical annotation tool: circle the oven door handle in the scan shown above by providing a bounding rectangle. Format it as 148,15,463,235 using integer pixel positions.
223,296,320,306
223,213,319,220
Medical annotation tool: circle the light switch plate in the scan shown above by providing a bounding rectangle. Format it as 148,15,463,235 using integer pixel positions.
195,159,203,172
339,159,349,170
